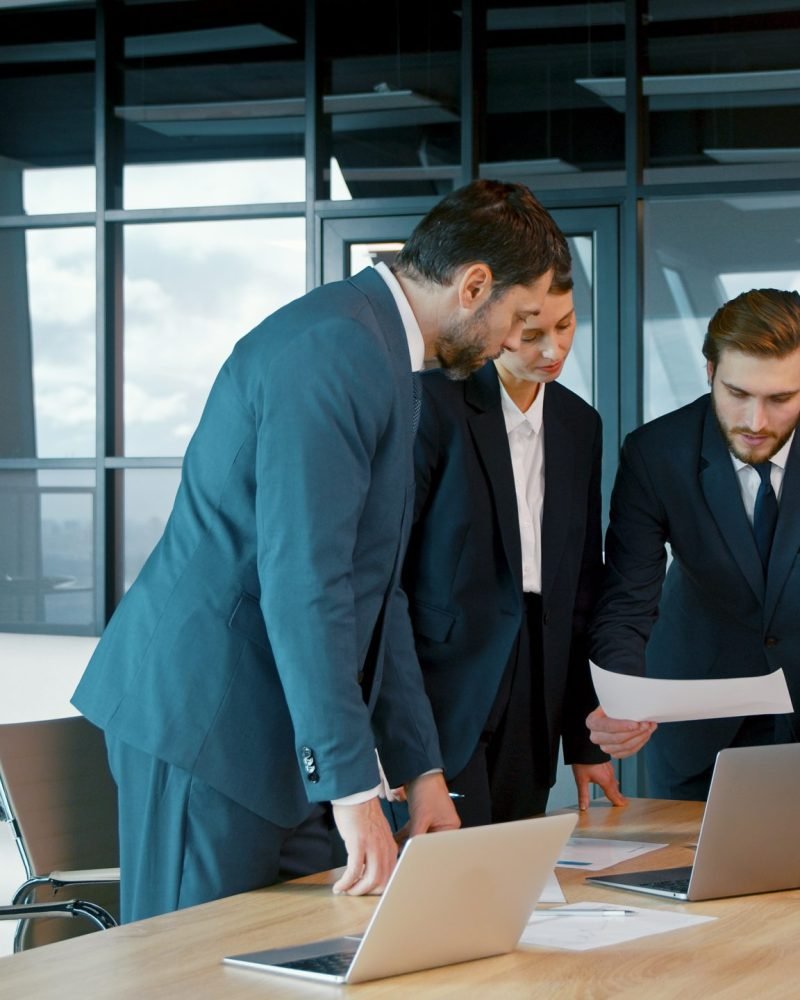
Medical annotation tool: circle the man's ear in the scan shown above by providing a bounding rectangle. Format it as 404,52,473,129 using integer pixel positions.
706,359,714,386
457,263,494,312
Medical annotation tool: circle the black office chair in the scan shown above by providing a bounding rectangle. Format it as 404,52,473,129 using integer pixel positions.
0,716,120,951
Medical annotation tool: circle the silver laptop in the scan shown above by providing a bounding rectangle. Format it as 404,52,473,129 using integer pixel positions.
586,743,800,901
223,812,577,985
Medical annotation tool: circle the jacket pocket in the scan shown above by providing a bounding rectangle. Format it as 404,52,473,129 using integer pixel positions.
411,601,457,643
228,592,271,651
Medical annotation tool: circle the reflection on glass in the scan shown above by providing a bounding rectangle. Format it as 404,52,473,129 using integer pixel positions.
0,470,95,629
348,236,595,406
645,4,800,177
324,6,461,200
558,236,594,405
0,227,95,459
644,195,800,421
0,4,95,214
484,1,625,188
123,469,181,592
123,216,305,456
123,159,305,210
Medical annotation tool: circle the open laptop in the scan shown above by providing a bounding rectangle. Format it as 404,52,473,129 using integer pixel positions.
586,743,800,901
223,811,576,985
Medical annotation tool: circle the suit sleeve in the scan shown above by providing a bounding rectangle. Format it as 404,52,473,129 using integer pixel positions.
589,431,670,678
561,412,608,764
253,321,389,802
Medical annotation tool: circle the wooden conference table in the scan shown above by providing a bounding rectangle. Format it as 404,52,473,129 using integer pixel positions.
2,798,799,999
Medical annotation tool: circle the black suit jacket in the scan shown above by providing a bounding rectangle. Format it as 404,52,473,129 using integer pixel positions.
403,363,606,784
590,394,800,782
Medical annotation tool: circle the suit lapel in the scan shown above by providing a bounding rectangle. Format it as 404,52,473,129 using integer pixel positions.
765,430,800,621
540,387,574,599
465,365,523,589
699,401,765,601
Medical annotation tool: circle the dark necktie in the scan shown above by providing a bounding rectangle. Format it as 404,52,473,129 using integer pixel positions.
752,461,778,571
411,372,422,435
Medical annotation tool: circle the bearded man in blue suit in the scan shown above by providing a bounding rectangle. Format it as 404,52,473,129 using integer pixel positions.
588,289,800,799
72,180,569,921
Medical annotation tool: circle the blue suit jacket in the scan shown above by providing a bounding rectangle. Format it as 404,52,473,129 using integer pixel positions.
591,394,800,780
403,364,606,784
73,268,443,826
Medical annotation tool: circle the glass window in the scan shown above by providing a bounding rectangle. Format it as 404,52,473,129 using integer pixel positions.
123,216,305,456
484,1,625,189
643,194,800,421
119,6,305,208
559,236,594,405
0,227,95,459
0,470,95,630
324,4,461,200
0,5,95,216
123,159,305,210
644,2,800,181
123,469,181,592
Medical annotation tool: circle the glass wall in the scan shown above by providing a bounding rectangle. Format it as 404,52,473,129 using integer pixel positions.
0,0,799,641
644,194,800,421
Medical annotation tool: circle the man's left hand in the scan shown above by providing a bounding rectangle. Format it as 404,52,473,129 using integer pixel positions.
572,761,627,811
394,771,461,845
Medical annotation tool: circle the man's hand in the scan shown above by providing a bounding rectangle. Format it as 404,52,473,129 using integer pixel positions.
572,761,627,811
586,706,656,758
331,796,399,895
395,771,461,845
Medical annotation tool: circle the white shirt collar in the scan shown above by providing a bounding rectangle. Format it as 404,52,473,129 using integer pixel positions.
374,261,425,372
730,429,794,473
499,378,545,435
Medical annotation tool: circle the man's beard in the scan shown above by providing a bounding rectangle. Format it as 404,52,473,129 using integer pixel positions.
435,308,493,381
711,392,795,464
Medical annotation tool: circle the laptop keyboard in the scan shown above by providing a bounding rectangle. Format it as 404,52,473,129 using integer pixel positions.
640,876,690,894
280,952,354,977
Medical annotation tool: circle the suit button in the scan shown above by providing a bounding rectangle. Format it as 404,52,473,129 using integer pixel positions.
765,636,778,647
542,612,550,626
300,746,320,782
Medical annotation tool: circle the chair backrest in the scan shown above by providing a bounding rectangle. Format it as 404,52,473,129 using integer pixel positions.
0,716,118,879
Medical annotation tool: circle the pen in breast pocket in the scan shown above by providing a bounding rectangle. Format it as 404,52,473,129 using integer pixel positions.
448,792,465,799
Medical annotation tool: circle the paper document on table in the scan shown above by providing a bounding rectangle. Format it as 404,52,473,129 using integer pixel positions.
555,837,667,871
590,662,793,723
539,869,566,903
521,901,716,951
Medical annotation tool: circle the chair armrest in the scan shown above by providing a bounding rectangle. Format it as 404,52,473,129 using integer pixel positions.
48,867,120,886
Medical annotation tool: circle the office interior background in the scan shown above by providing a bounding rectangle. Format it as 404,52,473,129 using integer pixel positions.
1,0,799,814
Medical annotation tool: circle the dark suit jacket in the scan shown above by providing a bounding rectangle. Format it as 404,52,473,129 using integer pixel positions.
403,363,606,785
590,394,800,781
72,267,443,827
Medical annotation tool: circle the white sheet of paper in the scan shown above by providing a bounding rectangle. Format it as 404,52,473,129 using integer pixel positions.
538,870,566,903
555,836,668,871
521,901,716,951
591,661,793,723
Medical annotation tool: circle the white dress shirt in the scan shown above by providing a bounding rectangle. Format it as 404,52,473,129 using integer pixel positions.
499,380,546,594
730,431,792,525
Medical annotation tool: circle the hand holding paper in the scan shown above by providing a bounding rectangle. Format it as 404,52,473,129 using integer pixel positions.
590,662,793,724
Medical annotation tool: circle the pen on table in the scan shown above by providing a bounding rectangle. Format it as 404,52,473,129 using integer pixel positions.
556,859,592,866
537,908,635,917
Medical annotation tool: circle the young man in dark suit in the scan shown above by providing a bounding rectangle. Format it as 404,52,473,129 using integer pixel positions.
588,289,800,799
71,180,570,921
401,271,624,827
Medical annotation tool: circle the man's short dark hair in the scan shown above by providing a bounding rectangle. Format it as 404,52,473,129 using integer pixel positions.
393,179,570,298
704,288,800,367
